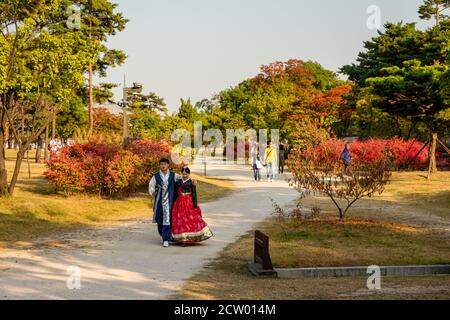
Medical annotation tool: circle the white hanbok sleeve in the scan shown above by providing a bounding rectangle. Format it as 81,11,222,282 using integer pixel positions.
148,175,157,196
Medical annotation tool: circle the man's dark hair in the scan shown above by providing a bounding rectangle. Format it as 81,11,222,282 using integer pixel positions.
159,158,170,164
181,167,191,174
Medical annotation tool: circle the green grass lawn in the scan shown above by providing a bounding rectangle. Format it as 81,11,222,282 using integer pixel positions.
364,172,450,219
177,171,450,300
214,219,450,269
0,149,234,249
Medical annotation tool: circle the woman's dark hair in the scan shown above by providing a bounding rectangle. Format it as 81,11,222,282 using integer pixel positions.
159,158,170,164
181,166,191,174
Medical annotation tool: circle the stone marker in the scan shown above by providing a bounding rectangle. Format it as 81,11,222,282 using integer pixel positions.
247,230,277,276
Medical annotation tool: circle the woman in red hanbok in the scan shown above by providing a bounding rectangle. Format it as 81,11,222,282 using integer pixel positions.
171,167,213,244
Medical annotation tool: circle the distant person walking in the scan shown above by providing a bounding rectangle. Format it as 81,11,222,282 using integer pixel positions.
264,141,276,182
251,144,264,182
340,143,351,174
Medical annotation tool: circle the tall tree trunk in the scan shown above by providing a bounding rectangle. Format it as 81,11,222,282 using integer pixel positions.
395,116,402,137
88,63,94,137
9,121,48,195
427,131,438,180
5,123,10,149
7,119,13,148
51,108,56,140
0,135,9,196
8,147,26,195
35,135,42,163
14,108,24,150
406,121,417,140
44,125,49,161
27,147,31,179
0,107,9,196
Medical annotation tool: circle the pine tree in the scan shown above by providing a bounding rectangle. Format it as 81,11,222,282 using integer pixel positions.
419,0,449,25
70,0,128,137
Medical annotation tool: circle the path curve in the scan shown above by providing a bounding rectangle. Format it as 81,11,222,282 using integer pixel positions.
0,164,297,300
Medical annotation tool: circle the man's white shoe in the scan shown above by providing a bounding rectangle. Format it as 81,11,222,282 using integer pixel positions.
163,241,169,247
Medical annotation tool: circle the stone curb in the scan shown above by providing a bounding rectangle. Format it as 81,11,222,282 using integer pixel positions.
275,265,450,278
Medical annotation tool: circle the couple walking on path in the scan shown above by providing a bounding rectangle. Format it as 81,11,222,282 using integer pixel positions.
251,141,289,182
149,158,213,247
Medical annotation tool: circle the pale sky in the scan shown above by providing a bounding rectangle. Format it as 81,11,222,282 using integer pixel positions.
101,0,432,112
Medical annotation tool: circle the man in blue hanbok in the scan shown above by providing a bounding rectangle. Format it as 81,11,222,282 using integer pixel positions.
149,158,179,247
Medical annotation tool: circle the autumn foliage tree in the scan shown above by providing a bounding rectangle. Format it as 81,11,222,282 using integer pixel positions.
91,107,122,143
217,59,352,144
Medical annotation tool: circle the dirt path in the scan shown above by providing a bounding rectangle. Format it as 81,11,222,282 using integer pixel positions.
0,164,297,300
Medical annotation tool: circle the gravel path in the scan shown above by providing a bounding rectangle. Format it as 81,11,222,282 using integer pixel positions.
0,164,297,300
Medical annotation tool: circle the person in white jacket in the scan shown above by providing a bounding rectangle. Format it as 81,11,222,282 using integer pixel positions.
250,144,264,182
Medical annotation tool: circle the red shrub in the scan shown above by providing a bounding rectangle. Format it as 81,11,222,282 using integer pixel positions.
289,138,432,170
127,139,170,158
299,139,345,171
348,138,429,169
104,151,141,195
349,139,386,164
45,140,173,196
385,138,429,169
126,139,179,191
44,149,86,193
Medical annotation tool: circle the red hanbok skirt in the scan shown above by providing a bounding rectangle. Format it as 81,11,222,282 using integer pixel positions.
171,194,213,244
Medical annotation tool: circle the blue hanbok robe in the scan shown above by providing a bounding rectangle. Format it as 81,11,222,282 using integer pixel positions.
153,171,176,226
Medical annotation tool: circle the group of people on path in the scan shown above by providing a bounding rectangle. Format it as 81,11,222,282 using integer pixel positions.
249,140,353,182
149,158,213,248
147,143,350,247
250,141,289,182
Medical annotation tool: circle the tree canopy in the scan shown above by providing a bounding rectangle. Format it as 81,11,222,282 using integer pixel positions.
341,9,450,177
